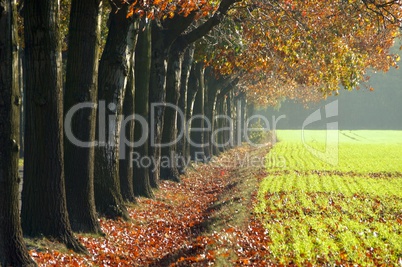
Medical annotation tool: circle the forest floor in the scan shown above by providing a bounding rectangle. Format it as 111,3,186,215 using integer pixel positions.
27,144,273,266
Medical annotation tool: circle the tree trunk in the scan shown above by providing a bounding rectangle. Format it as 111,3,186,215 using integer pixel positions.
233,97,240,147
21,0,86,253
240,95,247,143
64,0,102,234
215,96,226,154
118,62,136,203
0,0,37,265
227,91,235,148
204,71,221,158
203,73,211,160
119,20,138,203
133,22,154,198
94,2,134,220
18,49,24,158
185,63,199,160
211,91,221,156
146,15,198,182
147,0,238,182
176,45,194,173
148,22,168,188
233,93,245,147
190,64,205,161
160,42,185,182
224,93,231,150
119,69,136,203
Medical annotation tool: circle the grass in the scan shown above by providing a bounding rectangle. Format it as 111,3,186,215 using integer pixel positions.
256,130,402,266
268,130,402,173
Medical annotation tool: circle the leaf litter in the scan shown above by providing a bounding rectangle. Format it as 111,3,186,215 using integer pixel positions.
29,145,274,266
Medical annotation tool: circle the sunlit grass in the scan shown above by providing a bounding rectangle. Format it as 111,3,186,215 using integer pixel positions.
257,130,402,265
276,130,402,144
267,130,402,173
256,175,402,265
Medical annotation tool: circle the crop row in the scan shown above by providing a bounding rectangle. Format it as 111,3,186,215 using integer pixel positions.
256,175,402,265
257,130,402,265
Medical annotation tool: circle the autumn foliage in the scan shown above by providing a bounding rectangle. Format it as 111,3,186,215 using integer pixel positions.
127,0,218,19
200,0,402,105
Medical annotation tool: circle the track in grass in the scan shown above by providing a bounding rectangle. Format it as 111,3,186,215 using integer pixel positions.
257,130,402,266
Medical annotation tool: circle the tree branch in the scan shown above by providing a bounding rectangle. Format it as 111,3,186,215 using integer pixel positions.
218,76,240,99
181,0,241,46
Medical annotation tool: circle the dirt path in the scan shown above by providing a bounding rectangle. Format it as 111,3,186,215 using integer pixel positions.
29,145,272,266
150,146,270,267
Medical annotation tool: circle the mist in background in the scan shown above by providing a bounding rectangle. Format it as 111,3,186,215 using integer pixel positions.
259,45,402,130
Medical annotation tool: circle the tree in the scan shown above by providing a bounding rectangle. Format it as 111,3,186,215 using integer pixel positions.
189,63,206,160
143,0,241,182
94,0,137,219
203,71,235,156
147,20,173,187
119,19,139,203
0,0,37,265
176,45,195,172
192,0,400,156
185,62,200,159
204,0,401,106
64,0,103,234
133,22,154,198
129,2,202,187
21,0,86,253
160,41,186,182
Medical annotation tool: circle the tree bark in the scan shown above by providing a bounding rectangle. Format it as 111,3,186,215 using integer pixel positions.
148,22,168,188
190,64,206,161
0,0,37,265
227,91,235,148
177,45,194,173
133,22,154,198
215,96,226,154
94,2,134,220
21,0,86,253
233,93,246,146
64,0,102,234
204,70,222,158
211,91,221,156
119,71,136,203
119,20,138,203
185,63,199,160
18,49,24,158
224,93,232,150
203,76,211,160
160,41,186,182
233,96,240,147
240,95,247,143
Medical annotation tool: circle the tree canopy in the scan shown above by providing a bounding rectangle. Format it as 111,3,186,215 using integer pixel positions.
194,0,401,105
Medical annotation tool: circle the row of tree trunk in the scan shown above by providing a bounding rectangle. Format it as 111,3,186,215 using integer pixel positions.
0,0,245,265
0,0,37,265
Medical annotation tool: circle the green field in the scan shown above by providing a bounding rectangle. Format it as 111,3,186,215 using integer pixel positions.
256,130,402,266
